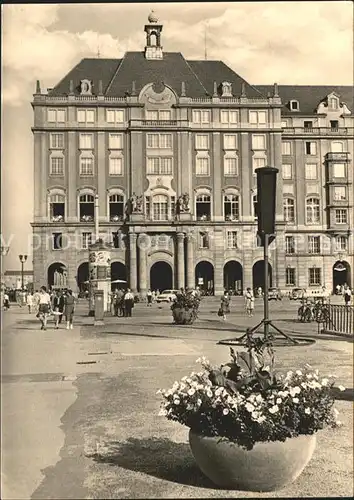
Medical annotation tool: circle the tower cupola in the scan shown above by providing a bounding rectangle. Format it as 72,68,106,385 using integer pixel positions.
144,11,163,60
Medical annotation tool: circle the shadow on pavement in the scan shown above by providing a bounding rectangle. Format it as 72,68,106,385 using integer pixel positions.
88,437,218,489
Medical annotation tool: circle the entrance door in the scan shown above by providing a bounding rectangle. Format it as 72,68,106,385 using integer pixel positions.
195,261,214,294
150,262,173,292
333,261,351,292
252,260,273,290
223,261,243,293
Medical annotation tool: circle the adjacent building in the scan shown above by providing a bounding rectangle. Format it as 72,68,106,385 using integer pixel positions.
31,12,353,294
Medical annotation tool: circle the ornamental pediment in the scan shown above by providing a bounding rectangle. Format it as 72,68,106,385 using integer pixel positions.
139,82,177,106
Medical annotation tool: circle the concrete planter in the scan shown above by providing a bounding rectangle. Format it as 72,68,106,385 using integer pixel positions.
172,307,197,325
189,429,317,491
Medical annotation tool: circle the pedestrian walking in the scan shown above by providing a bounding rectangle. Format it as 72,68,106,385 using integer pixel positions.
343,284,352,306
245,287,255,317
37,286,52,330
3,291,10,310
147,289,153,306
26,292,34,313
218,291,230,321
64,289,76,329
52,290,65,328
124,288,135,317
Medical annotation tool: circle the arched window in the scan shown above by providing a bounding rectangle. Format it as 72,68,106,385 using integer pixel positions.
109,194,124,221
283,197,295,223
224,194,239,221
306,197,320,224
49,192,65,222
152,194,168,221
79,193,94,222
196,194,211,221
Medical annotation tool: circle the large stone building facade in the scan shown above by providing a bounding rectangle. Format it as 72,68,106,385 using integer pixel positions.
31,13,353,295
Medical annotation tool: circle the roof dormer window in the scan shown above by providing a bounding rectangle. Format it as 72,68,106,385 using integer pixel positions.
221,81,232,97
80,79,92,95
329,96,339,110
289,100,299,111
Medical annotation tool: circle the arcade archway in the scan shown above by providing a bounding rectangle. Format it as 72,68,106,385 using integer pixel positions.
252,260,273,290
195,261,214,294
150,261,173,292
224,261,243,294
111,262,127,290
47,262,68,289
333,261,351,292
77,262,89,292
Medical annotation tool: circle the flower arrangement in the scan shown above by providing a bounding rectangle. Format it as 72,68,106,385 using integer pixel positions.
171,291,201,324
158,333,344,450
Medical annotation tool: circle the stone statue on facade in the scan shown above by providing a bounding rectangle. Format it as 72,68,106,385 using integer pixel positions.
135,195,144,213
177,192,190,213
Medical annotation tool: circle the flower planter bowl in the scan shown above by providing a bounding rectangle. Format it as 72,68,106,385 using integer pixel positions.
172,307,197,325
189,430,316,492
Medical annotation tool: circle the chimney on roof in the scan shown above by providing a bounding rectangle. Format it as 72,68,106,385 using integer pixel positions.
131,81,136,96
213,81,218,97
98,80,103,95
273,82,279,97
69,80,74,95
241,82,246,97
35,80,41,94
181,81,186,97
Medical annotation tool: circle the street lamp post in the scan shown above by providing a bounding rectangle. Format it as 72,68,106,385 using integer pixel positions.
1,246,10,291
19,254,28,291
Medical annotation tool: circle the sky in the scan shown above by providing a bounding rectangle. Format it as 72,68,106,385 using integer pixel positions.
1,1,353,271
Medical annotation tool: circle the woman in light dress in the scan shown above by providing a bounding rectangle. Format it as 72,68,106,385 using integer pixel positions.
245,288,255,317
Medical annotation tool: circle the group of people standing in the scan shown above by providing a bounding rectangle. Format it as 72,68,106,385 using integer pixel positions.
219,288,256,320
110,289,135,317
27,287,76,330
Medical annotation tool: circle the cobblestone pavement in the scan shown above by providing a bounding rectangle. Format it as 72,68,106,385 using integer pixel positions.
1,298,352,499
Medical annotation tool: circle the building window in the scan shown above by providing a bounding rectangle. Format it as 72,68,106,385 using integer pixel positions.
224,134,237,149
146,110,171,121
109,157,123,176
305,141,317,155
224,194,240,221
106,109,124,123
330,120,339,130
196,194,211,221
220,110,238,124
109,194,124,221
331,141,343,153
282,164,292,180
147,157,173,175
77,109,95,123
285,235,295,254
79,194,94,221
336,236,348,251
306,198,320,224
47,109,66,123
282,141,291,155
52,232,63,250
109,133,123,149
329,97,338,109
252,135,266,150
309,267,321,286
50,157,64,176
284,198,295,223
335,209,348,224
192,110,211,124
50,133,64,149
112,232,120,249
147,133,172,148
152,194,168,221
195,134,209,149
333,163,346,178
333,186,347,201
80,156,94,176
253,194,258,219
289,100,299,111
224,157,238,176
305,163,317,180
199,232,209,249
50,194,65,222
82,232,92,249
286,268,296,286
253,157,266,175
79,133,93,149
227,231,238,249
308,236,321,254
249,110,267,124
304,121,313,130
196,156,210,176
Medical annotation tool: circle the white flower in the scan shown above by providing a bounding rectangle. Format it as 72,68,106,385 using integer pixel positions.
255,394,263,403
269,405,279,414
336,420,343,426
158,408,168,416
306,374,313,380
295,370,302,376
197,398,202,406
304,407,311,415
186,404,194,410
188,388,196,396
206,390,213,398
321,378,329,386
179,383,186,390
301,382,308,389
215,387,223,396
257,415,266,423
166,389,173,397
245,402,255,413
251,411,260,420
181,376,188,382
173,398,180,405
338,385,346,392
223,408,230,415
292,397,299,403
289,386,301,397
276,398,282,404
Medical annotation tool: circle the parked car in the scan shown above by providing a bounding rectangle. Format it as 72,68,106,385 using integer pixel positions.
156,289,179,303
268,287,283,301
290,288,303,300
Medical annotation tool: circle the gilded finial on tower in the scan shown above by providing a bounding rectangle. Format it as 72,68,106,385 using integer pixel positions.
148,10,159,23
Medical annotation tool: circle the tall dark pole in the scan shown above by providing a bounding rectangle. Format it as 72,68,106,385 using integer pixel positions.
21,261,24,290
263,234,269,337
19,254,27,291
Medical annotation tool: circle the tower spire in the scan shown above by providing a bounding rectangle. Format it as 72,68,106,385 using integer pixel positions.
144,11,163,60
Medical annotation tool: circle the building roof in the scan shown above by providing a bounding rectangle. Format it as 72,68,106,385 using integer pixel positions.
48,52,266,98
255,85,354,115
